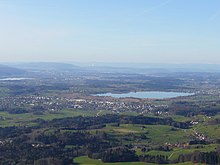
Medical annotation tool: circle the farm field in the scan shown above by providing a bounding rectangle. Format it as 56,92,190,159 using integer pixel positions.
0,109,96,127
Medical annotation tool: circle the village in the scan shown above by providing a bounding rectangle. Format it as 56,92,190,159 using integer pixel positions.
0,95,169,115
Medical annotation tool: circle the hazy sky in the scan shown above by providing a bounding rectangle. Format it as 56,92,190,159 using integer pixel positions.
0,0,220,64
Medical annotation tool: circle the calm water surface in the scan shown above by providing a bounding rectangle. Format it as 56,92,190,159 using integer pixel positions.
0,78,33,81
95,91,193,99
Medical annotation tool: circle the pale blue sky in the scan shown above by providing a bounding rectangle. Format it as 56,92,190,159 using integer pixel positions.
0,0,220,63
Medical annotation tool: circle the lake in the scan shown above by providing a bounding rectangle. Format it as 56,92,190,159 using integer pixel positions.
95,91,193,99
0,78,33,81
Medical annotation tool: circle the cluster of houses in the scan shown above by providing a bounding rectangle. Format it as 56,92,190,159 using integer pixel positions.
193,131,208,141
0,95,169,115
164,142,190,149
0,139,12,146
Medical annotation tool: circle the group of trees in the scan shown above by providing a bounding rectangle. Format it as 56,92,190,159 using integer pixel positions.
37,114,191,130
170,101,220,117
139,155,168,164
178,151,220,164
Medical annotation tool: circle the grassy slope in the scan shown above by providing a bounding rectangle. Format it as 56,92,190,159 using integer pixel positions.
74,156,196,165
0,109,95,127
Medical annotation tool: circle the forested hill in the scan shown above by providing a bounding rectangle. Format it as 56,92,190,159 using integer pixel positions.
7,62,80,71
0,65,26,77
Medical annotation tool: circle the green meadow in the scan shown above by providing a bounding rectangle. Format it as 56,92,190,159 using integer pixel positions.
74,156,198,165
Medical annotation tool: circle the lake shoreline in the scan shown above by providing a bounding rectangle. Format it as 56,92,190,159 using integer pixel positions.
94,91,194,99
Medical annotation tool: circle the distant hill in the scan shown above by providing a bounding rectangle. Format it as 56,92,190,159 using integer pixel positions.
7,62,80,71
0,65,26,77
5,62,220,75
80,63,220,73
